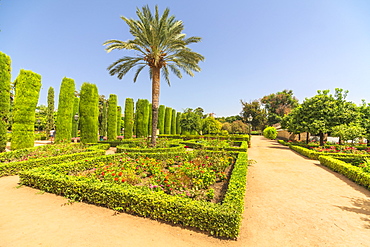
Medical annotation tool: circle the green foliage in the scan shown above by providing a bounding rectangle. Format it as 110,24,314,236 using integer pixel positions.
171,108,177,135
124,98,134,139
45,87,55,137
319,156,370,190
12,70,42,150
135,99,150,138
202,117,222,134
261,89,298,125
263,126,277,139
0,52,11,152
180,108,202,135
98,96,107,137
231,120,248,134
79,83,99,144
176,112,181,134
117,106,122,136
331,124,365,144
107,94,118,141
164,107,172,134
158,105,166,134
240,100,267,130
72,97,80,138
148,103,152,136
56,77,75,143
289,145,370,160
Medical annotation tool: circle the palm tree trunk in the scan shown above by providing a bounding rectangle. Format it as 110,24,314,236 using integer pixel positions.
151,67,160,146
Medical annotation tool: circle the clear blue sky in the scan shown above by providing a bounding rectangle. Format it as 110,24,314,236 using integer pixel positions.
1,0,370,117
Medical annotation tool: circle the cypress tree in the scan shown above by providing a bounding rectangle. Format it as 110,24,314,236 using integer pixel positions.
12,69,41,150
171,108,176,134
176,112,182,134
0,52,11,152
71,96,80,138
101,100,107,137
45,87,55,139
107,94,117,141
79,83,99,143
135,99,150,138
164,107,172,134
124,98,134,139
158,105,165,134
148,103,152,137
56,77,75,143
117,105,122,136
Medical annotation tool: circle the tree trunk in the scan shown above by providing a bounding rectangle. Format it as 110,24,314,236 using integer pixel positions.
151,67,160,146
306,132,309,144
319,132,324,146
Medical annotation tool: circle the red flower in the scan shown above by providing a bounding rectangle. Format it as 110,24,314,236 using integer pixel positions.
121,179,125,182
114,177,119,181
112,173,116,176
101,172,105,176
118,172,123,176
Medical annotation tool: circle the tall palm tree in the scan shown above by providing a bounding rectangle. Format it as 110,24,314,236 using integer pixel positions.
103,5,204,146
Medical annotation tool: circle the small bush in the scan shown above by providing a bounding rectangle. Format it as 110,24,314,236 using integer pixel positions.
263,127,277,140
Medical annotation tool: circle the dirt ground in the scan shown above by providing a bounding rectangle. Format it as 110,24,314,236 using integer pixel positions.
1,136,370,246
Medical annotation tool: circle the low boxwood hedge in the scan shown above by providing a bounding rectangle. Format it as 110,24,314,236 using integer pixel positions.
289,145,370,160
319,156,370,190
116,144,185,153
180,140,248,153
0,149,106,177
19,151,248,239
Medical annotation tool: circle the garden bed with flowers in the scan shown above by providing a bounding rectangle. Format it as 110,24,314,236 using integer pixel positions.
0,143,109,177
116,138,184,154
19,145,248,239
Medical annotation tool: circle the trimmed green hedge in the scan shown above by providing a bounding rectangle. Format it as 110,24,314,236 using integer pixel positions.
19,151,248,239
289,145,370,160
319,156,370,190
180,140,248,153
0,52,11,152
56,77,75,143
0,149,105,177
116,144,185,153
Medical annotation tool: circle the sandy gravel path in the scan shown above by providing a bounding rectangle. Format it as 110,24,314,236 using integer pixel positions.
0,136,369,246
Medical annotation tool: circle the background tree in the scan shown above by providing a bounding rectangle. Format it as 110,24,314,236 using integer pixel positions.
164,107,172,134
295,89,359,146
135,99,150,138
180,108,202,135
45,87,55,138
0,52,11,152
158,105,166,134
103,5,204,146
240,100,267,130
72,97,80,138
358,101,370,145
124,98,134,139
79,83,99,144
331,124,365,144
56,77,75,143
260,89,298,125
222,122,232,134
35,105,47,131
12,70,41,150
202,117,222,134
107,94,118,141
231,120,249,134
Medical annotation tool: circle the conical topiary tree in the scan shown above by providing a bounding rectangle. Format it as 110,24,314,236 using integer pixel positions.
0,52,11,152
171,108,176,134
72,96,80,138
56,77,75,143
79,83,99,143
12,69,41,150
158,105,165,134
45,87,55,139
107,94,117,141
164,107,172,134
135,99,150,138
176,112,182,134
117,106,122,136
124,98,134,139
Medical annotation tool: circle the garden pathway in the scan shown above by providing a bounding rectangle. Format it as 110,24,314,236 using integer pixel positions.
0,136,369,246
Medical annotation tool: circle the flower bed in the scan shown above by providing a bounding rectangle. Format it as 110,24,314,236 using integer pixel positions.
19,151,249,239
288,145,370,160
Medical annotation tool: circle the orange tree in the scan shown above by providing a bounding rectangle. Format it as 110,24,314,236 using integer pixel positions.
103,5,204,146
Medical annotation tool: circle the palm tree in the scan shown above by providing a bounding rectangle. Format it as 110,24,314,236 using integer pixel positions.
103,5,204,146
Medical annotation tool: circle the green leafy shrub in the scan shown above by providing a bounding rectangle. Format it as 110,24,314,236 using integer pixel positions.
290,145,370,160
80,83,99,143
56,77,75,143
0,52,11,152
124,98,134,139
107,94,118,141
263,126,277,139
